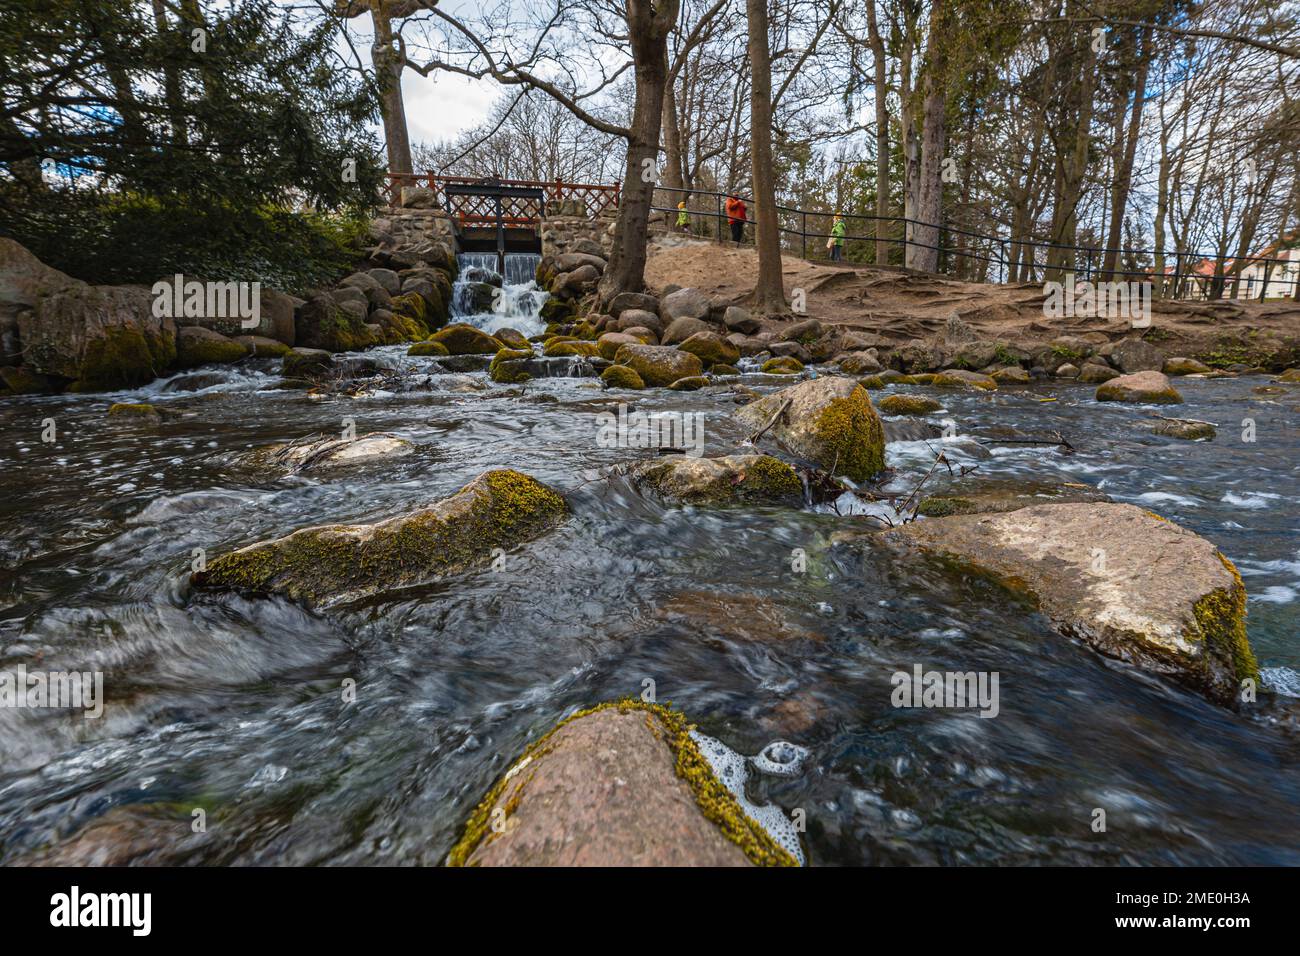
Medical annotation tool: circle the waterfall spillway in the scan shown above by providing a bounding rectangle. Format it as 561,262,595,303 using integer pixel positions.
451,252,548,337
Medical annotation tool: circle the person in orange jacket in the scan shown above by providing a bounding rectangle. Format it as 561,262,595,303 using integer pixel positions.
725,193,747,245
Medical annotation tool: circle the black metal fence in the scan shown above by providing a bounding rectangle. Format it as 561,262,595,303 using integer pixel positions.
650,185,1300,302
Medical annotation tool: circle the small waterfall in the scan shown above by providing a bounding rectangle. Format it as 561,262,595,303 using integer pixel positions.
451,252,549,336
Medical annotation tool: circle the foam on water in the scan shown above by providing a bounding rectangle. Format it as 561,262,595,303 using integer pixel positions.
1262,667,1300,698
689,730,806,865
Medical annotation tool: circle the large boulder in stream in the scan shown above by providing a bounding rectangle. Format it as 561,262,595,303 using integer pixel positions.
612,343,703,387
631,454,802,505
883,503,1259,706
295,292,374,352
1095,370,1182,404
735,376,886,482
428,323,502,355
192,470,567,608
0,238,84,366
447,701,800,867
19,284,176,391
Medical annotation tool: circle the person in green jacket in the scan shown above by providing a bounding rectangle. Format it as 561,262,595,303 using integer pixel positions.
829,213,846,262
676,200,690,233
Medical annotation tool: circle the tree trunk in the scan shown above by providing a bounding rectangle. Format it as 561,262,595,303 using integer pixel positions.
866,0,890,266
1103,28,1150,280
746,0,787,313
597,0,679,307
908,0,948,274
661,83,686,195
372,5,412,175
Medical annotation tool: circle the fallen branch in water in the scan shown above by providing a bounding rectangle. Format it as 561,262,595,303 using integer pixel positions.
975,431,1074,451
745,397,792,445
1150,413,1219,427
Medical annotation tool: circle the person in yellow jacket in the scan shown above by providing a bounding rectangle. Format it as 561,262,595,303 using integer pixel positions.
676,200,689,233
829,213,846,262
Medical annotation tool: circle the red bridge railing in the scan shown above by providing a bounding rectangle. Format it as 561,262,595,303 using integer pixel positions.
383,174,620,225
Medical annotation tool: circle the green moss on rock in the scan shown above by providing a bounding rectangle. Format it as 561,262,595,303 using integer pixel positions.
192,469,567,608
447,699,800,868
878,394,941,416
489,347,533,383
408,340,450,357
761,356,803,374
600,364,645,389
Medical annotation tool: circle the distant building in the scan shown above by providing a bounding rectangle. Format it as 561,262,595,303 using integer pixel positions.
1230,232,1299,300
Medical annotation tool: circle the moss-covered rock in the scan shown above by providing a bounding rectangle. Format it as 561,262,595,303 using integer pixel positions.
1078,362,1119,384
990,365,1032,384
282,347,333,379
878,394,941,416
539,297,575,325
0,365,58,395
596,332,641,360
613,343,704,388
884,503,1259,707
174,326,249,368
1276,367,1300,383
735,376,885,481
107,402,178,424
1163,357,1212,376
543,339,601,359
668,375,709,391
600,364,645,389
192,469,567,608
21,284,176,391
677,331,740,368
931,369,997,390
234,335,292,358
1096,370,1183,404
295,292,374,353
448,700,800,867
857,374,885,389
489,347,534,383
761,356,803,375
428,323,502,355
632,454,802,505
493,327,531,350
408,340,451,357
711,364,740,377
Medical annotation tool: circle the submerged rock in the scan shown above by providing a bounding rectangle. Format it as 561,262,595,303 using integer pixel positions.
916,479,1110,516
192,470,567,608
735,376,886,482
246,432,413,474
631,454,802,504
1096,370,1182,404
447,701,799,867
1153,419,1216,440
884,503,1259,706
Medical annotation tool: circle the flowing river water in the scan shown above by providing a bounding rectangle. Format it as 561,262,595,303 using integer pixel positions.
1,256,1298,865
